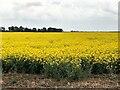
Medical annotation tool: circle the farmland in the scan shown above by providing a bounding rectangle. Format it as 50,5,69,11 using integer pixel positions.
1,32,119,80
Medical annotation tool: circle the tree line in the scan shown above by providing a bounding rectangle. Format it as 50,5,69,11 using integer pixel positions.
0,26,63,32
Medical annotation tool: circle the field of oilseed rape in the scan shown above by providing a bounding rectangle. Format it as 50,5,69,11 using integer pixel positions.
1,32,120,80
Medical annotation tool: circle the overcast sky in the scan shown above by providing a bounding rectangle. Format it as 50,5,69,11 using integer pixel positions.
0,0,119,31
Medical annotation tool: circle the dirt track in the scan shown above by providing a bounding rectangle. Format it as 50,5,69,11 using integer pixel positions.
2,73,120,88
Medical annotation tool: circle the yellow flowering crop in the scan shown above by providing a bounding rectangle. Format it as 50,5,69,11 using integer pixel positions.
1,32,119,76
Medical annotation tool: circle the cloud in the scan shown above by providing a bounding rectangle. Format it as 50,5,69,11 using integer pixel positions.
25,2,42,7
103,7,117,15
52,1,61,5
0,0,119,30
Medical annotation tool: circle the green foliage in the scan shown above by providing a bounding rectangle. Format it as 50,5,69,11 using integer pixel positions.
43,59,93,81
2,56,43,74
2,56,120,81
92,63,107,74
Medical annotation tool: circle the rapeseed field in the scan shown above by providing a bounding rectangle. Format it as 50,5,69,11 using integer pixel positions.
1,32,119,80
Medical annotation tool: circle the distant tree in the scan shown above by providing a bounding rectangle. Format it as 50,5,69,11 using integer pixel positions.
56,28,63,32
1,27,5,32
48,27,53,32
48,27,63,32
0,27,5,32
71,30,79,32
24,27,29,32
6,26,63,32
28,28,32,32
19,26,24,32
41,27,47,32
38,28,41,32
32,28,37,32
43,27,47,32
14,26,19,32
8,26,14,32
8,27,11,31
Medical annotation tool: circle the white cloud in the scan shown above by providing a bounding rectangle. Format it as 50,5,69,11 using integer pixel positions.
0,0,119,30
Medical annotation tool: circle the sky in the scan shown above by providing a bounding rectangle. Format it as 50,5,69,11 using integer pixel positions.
0,0,119,31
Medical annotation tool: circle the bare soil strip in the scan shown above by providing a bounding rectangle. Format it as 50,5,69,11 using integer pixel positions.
2,73,120,88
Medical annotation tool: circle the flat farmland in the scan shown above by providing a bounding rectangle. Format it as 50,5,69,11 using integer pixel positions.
1,32,119,81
